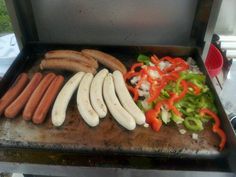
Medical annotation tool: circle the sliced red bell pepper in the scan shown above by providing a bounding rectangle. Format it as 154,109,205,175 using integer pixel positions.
154,100,168,113
164,65,176,73
163,74,177,82
147,76,155,84
150,55,160,65
156,66,164,75
160,56,174,64
168,93,178,107
175,80,188,101
199,108,226,150
166,93,182,116
147,80,167,103
199,108,220,128
213,128,227,151
124,71,140,81
145,109,162,132
127,84,139,102
174,63,189,72
130,62,143,72
162,57,189,73
171,106,182,116
171,72,180,79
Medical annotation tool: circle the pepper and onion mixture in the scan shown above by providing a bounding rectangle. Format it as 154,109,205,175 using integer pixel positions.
124,54,226,150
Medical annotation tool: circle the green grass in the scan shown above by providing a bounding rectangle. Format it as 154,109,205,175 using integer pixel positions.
0,0,13,33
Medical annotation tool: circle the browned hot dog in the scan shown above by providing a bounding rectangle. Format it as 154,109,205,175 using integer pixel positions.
0,73,29,115
45,50,98,68
81,49,127,74
4,73,43,118
40,58,97,74
23,73,56,121
32,75,64,124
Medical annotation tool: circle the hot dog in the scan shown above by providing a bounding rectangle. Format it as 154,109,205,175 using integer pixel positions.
4,73,43,118
23,73,56,121
0,73,29,116
40,58,97,74
45,50,98,68
81,49,127,74
32,75,64,124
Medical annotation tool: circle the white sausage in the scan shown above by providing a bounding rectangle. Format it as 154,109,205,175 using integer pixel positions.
103,74,136,130
113,70,145,125
52,72,85,127
77,73,99,127
90,69,108,118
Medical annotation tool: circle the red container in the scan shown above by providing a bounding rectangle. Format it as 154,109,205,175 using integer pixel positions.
205,44,223,78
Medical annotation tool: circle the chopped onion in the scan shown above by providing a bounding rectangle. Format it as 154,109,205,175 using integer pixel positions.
130,76,140,85
161,107,171,124
138,89,149,97
192,133,198,140
187,57,196,65
148,70,160,79
159,61,171,70
144,123,149,128
140,81,150,91
187,57,201,73
140,99,152,110
179,129,186,134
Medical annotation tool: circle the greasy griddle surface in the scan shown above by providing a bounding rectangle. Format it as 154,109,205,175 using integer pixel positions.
0,52,220,156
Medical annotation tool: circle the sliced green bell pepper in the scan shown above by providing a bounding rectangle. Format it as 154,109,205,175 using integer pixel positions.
183,117,203,131
137,54,150,65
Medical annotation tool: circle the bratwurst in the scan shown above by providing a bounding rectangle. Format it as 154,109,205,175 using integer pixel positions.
45,50,98,68
81,49,127,74
40,58,97,74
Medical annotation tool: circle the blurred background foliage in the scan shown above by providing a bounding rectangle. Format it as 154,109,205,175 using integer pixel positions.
0,0,13,34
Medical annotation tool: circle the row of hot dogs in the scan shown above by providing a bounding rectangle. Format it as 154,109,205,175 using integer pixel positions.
0,49,145,130
0,72,64,124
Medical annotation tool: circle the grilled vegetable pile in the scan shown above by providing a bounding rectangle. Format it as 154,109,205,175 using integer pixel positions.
124,54,226,150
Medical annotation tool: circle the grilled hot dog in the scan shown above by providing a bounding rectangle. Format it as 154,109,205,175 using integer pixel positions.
32,75,64,124
5,73,43,118
0,73,29,116
23,73,56,121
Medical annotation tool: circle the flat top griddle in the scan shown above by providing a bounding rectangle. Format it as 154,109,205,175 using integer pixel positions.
0,43,235,171
0,42,230,157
